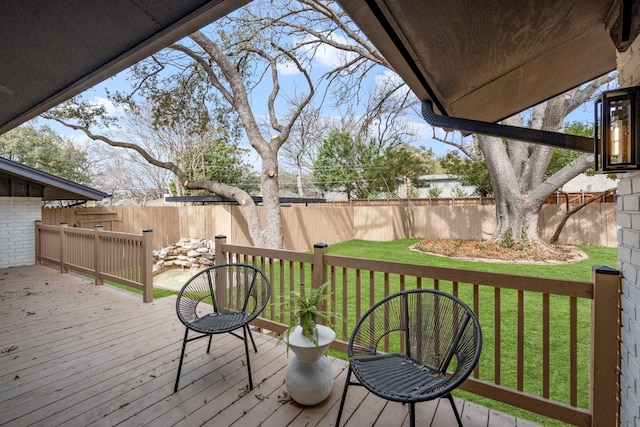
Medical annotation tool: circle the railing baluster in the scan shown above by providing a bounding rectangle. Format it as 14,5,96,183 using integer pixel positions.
330,266,337,331
342,267,348,341
517,289,525,391
495,287,501,385
279,260,285,323
543,293,550,398
384,272,390,351
369,270,375,314
570,296,578,407
474,283,480,378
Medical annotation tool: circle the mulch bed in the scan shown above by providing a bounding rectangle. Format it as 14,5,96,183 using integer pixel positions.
412,239,586,263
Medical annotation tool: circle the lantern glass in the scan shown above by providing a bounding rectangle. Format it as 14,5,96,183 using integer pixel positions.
608,98,631,164
594,86,639,173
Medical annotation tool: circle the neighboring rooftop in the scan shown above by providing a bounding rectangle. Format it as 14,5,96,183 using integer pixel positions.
0,157,108,201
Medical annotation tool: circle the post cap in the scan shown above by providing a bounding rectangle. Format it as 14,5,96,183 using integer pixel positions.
593,265,620,275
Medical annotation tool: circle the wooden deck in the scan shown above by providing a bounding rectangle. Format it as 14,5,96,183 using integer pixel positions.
0,265,539,427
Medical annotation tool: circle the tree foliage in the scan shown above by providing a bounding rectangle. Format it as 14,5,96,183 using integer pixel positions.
0,124,92,185
546,122,594,178
313,129,430,199
440,151,492,197
312,129,374,199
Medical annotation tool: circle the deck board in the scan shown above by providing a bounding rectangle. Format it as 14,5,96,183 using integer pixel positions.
0,265,539,427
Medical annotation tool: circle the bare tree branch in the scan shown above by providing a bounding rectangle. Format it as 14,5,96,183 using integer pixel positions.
550,188,616,244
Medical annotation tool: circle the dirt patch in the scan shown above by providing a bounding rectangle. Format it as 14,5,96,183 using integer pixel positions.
411,239,587,264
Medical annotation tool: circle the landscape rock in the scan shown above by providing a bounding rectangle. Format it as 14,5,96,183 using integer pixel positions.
153,238,216,273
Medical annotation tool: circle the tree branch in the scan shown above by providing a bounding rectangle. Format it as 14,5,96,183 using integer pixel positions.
189,31,266,152
46,116,257,207
550,188,616,244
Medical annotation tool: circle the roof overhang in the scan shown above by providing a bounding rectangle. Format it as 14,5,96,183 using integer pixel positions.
0,157,109,201
337,0,619,122
0,0,249,135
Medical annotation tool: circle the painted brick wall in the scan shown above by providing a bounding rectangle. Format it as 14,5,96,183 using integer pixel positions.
618,172,640,426
618,35,640,427
0,197,42,268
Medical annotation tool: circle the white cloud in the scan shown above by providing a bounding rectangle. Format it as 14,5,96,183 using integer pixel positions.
92,96,128,118
373,69,405,88
299,33,358,69
277,62,301,76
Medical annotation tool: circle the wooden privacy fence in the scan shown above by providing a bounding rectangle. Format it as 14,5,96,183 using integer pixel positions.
41,202,618,251
214,235,620,427
35,222,154,302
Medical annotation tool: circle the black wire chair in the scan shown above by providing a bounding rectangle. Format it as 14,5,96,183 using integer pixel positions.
336,289,482,427
173,263,271,393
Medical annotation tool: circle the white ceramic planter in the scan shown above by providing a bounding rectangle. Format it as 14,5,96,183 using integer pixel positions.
284,324,336,405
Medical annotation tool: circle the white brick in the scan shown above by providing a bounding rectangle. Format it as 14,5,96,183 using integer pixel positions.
620,176,634,196
624,195,640,212
633,214,640,231
621,212,634,228
622,229,640,247
631,172,640,194
621,246,633,263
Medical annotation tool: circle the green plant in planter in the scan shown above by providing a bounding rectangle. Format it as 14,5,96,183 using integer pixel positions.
283,282,335,348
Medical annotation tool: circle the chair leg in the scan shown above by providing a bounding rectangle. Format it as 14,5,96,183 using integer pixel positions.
247,324,258,352
174,328,189,393
445,393,463,427
335,366,353,427
409,402,415,427
243,325,254,390
206,335,212,353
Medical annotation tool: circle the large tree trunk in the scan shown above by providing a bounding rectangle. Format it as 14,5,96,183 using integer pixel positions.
260,147,284,248
478,98,596,245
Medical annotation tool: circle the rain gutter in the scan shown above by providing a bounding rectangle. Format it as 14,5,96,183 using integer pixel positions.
421,101,594,153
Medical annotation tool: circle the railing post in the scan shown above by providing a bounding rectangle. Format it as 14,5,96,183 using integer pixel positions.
141,229,153,303
94,224,104,286
60,222,68,273
215,235,227,264
34,220,41,265
312,242,328,290
590,266,621,427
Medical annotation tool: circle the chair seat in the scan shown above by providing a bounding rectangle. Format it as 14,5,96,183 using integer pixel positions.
351,353,447,402
189,312,249,334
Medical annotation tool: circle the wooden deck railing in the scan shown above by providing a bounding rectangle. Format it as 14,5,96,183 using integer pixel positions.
214,235,620,427
35,221,154,302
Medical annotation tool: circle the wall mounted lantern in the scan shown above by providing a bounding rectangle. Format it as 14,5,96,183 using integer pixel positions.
595,86,640,173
